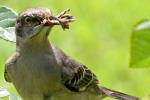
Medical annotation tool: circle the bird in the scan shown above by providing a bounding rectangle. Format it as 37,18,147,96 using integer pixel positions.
4,7,140,100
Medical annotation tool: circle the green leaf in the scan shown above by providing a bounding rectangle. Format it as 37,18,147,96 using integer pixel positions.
9,94,22,100
0,87,22,100
0,87,10,98
0,6,17,42
130,19,150,68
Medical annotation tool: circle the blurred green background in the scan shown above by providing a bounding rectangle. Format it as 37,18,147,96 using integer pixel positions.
0,0,150,99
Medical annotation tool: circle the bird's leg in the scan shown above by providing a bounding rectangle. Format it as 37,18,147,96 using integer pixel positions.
49,9,75,30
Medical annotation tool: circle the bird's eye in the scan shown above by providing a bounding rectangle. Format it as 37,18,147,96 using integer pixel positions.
24,16,32,24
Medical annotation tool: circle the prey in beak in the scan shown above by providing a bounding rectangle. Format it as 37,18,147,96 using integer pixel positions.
42,9,75,30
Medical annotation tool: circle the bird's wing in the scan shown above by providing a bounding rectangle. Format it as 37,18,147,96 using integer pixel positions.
51,44,99,92
60,55,140,100
4,52,20,82
61,56,99,92
51,44,140,100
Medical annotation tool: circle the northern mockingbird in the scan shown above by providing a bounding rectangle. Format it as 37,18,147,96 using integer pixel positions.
4,8,139,100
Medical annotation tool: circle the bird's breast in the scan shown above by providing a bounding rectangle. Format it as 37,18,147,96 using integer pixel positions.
10,53,62,99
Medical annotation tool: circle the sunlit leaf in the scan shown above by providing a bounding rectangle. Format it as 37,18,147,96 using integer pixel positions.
0,6,17,42
0,27,16,42
0,87,10,98
9,94,22,100
130,19,150,67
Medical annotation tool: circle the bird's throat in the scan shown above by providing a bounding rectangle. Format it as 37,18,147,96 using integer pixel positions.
16,28,51,54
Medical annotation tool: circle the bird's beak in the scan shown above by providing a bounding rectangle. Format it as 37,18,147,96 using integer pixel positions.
42,16,60,26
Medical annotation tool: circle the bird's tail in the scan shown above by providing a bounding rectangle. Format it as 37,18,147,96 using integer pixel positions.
95,86,140,100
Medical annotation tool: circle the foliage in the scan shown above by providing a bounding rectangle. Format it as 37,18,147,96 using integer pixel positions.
0,6,16,42
0,87,9,98
130,19,150,68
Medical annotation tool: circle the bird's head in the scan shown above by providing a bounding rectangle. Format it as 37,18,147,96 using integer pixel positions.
15,7,74,42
